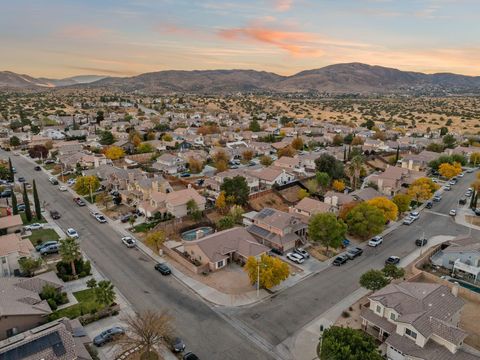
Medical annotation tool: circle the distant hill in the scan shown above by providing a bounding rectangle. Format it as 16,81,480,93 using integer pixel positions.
2,64,480,94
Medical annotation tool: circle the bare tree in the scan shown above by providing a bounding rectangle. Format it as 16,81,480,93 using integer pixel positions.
117,310,173,360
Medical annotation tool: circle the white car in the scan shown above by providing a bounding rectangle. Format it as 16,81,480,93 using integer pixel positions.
66,228,79,238
121,236,136,248
286,252,304,264
95,214,107,223
25,223,44,231
403,217,415,225
409,211,420,220
368,236,383,247
58,185,67,191
459,173,465,178
449,209,457,216
67,179,76,186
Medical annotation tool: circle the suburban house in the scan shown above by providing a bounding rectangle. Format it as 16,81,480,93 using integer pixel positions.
152,153,186,174
351,187,385,202
0,318,92,360
205,169,259,193
138,185,206,218
323,191,356,209
431,235,480,283
124,175,173,204
248,167,296,189
112,139,136,154
401,151,440,171
247,208,307,252
289,197,336,220
58,152,109,170
361,282,477,360
0,233,35,277
183,227,269,271
0,272,63,340
0,215,23,235
368,166,426,196
273,157,303,171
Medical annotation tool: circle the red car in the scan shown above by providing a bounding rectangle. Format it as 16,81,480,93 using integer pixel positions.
73,197,86,206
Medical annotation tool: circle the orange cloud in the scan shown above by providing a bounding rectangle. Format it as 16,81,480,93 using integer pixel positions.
58,25,111,40
272,0,293,11
218,26,322,56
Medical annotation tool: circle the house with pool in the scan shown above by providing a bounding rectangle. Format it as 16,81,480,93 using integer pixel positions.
183,227,269,271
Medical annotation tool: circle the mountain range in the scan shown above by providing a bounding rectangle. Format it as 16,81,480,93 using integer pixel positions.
2,63,480,94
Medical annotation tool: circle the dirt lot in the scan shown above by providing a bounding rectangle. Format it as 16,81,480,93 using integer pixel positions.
249,191,289,212
278,185,302,203
465,215,480,227
460,300,480,349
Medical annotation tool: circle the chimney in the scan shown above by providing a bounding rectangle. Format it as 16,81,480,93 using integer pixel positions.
452,285,459,297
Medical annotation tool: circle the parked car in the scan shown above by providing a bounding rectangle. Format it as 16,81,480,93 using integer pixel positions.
449,180,456,186
154,263,172,275
48,177,58,185
67,178,76,186
44,159,55,164
34,166,41,171
286,252,304,264
346,247,363,259
332,255,349,266
16,204,26,212
385,256,400,265
0,190,11,198
403,217,415,225
50,210,61,219
40,243,60,255
368,236,383,247
449,209,457,216
180,173,191,177
66,228,79,238
17,177,26,182
120,214,131,223
294,248,309,259
425,201,433,209
415,238,428,246
93,327,125,347
459,173,465,178
121,236,136,248
475,208,480,216
444,185,451,191
35,240,58,252
73,197,86,206
25,223,44,231
170,337,186,353
467,168,474,173
269,247,283,256
58,185,67,191
183,353,200,360
95,214,107,223
409,211,420,220
459,198,467,205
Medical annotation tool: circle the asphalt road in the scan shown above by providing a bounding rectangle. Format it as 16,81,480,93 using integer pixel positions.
226,169,480,352
6,152,273,360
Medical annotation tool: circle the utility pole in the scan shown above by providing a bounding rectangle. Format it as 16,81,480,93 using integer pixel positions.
257,261,260,298
89,181,93,203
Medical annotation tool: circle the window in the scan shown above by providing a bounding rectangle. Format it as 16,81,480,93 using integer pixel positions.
217,260,224,268
390,313,396,321
1,257,5,264
405,328,417,339
376,305,381,314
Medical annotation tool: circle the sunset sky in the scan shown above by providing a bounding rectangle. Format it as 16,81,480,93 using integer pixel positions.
1,0,479,78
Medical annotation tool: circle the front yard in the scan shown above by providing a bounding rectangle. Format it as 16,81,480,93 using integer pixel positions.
49,288,103,320
21,212,47,225
29,228,60,245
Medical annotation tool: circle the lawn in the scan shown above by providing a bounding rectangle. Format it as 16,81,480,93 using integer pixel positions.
20,212,47,225
29,229,60,246
49,288,103,320
133,221,158,233
43,163,56,171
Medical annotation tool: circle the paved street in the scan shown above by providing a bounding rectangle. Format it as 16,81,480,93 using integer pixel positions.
6,152,273,360
225,170,480,356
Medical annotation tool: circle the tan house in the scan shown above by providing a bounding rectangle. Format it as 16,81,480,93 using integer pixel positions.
289,197,336,219
401,150,440,171
0,215,23,235
0,233,34,277
368,166,426,197
183,227,269,271
361,282,477,360
248,167,296,188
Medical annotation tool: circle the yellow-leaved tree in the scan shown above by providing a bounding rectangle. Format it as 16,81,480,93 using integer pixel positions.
74,175,100,196
332,179,346,192
407,177,439,203
105,146,125,160
215,191,228,214
145,231,166,254
367,197,399,222
244,254,290,289
438,162,462,179
471,153,480,167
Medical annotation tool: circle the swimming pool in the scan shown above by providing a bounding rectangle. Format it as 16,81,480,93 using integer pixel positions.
447,278,480,294
181,227,214,241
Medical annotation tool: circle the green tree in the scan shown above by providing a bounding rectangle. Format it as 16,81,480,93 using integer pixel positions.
136,142,154,153
186,199,202,221
11,191,18,215
9,136,20,147
346,203,385,240
59,238,81,277
32,180,41,221
100,130,115,145
319,326,383,360
244,254,290,289
96,110,104,124
18,257,43,276
392,194,411,213
315,172,331,193
22,183,32,222
360,269,390,291
217,216,235,230
249,119,261,132
382,264,405,279
95,280,116,308
220,176,249,205
0,165,9,181
8,158,14,182
308,213,347,254
315,154,344,179
442,134,456,149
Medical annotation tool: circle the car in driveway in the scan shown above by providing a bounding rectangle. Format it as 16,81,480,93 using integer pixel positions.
121,236,136,248
40,243,60,255
415,238,428,246
475,208,480,216
294,248,309,259
35,240,58,252
50,210,61,219
154,263,172,275
66,228,79,238
449,180,456,186
0,189,11,198
73,197,86,206
332,255,349,266
120,214,131,223
346,246,363,259
269,247,284,256
67,178,76,186
449,209,457,216
93,326,125,347
170,337,186,353
286,252,304,264
425,201,433,209
17,176,26,183
24,223,44,231
403,217,415,225
385,256,400,265
183,353,200,360
368,236,383,247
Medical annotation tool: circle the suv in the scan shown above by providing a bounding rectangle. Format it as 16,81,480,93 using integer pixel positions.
294,248,309,259
155,263,172,275
415,238,427,246
36,240,58,252
40,243,60,255
346,247,363,259
459,198,467,205
385,256,400,265
368,236,383,247
93,327,125,347
50,210,61,219
286,252,304,264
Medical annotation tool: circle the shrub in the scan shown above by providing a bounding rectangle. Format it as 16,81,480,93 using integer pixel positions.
47,298,58,311
341,311,350,318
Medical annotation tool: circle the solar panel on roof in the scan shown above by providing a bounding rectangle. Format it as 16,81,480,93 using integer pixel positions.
257,208,274,219
248,225,271,238
1,331,66,360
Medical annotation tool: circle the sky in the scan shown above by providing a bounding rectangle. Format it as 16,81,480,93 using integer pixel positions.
1,0,479,78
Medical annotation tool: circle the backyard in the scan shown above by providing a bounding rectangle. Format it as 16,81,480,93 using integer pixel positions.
49,288,104,320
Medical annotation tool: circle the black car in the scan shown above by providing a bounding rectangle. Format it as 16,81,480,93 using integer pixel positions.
269,248,284,256
459,198,467,205
183,353,200,360
34,166,41,171
425,201,433,209
475,208,480,216
385,256,400,265
154,263,172,275
0,190,12,198
415,238,427,246
332,255,348,266
170,337,186,353
17,177,26,182
346,247,363,260
50,210,61,219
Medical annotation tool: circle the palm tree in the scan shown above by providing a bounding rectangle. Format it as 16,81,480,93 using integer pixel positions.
117,310,173,360
346,155,364,190
59,238,81,276
95,280,116,308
